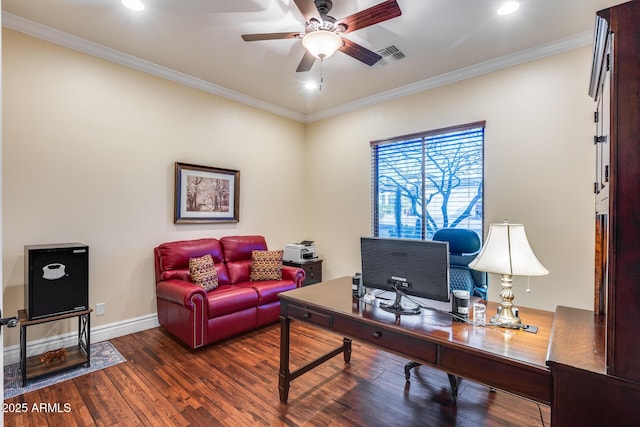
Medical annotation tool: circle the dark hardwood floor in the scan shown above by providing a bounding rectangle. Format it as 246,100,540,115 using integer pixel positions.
5,322,550,426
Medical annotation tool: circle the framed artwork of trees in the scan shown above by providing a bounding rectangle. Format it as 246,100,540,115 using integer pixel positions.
174,162,240,224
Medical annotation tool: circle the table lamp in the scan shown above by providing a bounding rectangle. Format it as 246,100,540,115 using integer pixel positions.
468,222,549,328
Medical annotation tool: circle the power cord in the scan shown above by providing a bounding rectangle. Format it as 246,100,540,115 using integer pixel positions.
367,286,504,327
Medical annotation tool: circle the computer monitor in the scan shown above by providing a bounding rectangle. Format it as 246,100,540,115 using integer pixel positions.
360,237,450,315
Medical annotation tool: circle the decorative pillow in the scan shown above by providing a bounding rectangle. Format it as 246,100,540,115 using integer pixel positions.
250,250,283,281
189,254,218,291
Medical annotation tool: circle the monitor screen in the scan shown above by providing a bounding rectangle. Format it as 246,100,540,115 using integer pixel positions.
360,237,450,304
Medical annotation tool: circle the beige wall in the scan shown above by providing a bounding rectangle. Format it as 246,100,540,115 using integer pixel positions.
305,47,596,312
2,29,306,347
3,28,597,348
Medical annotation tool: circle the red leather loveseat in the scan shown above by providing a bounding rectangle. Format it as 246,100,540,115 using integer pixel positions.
154,235,305,349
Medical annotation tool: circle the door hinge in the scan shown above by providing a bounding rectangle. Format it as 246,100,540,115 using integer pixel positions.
594,135,607,144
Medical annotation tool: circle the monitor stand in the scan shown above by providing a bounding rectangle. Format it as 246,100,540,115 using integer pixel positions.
379,288,421,315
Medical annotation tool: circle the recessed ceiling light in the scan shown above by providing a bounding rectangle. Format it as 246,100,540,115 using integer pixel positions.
122,0,145,12
497,1,520,16
304,82,319,90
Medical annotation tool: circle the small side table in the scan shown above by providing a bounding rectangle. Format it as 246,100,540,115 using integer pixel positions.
283,259,323,286
19,308,92,386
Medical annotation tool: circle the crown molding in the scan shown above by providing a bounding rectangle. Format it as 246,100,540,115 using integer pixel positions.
2,12,306,123
304,30,594,122
3,12,592,124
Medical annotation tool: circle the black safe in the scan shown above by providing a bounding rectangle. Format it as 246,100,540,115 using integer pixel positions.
24,243,89,320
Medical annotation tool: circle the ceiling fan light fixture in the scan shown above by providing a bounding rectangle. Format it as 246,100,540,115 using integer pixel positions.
497,1,520,16
302,30,343,59
121,0,145,12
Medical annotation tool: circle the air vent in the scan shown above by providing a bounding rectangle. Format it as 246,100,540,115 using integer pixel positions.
376,45,406,66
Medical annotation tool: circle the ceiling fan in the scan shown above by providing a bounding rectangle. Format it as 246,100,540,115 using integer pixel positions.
241,0,402,72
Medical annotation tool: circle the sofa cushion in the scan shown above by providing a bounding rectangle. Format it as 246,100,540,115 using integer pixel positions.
156,238,225,269
226,260,251,285
250,250,283,281
206,285,259,318
156,238,231,286
248,280,297,305
221,235,268,263
189,254,218,292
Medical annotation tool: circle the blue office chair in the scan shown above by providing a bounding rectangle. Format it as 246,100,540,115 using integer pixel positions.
404,228,488,404
433,228,487,299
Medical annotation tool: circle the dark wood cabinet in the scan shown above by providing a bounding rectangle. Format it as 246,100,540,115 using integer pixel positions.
548,2,640,425
283,259,323,286
593,0,640,384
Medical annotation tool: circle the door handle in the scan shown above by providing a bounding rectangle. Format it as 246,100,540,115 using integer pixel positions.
0,310,18,329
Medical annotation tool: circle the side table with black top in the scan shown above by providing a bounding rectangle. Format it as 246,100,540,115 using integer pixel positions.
283,259,323,286
18,308,92,386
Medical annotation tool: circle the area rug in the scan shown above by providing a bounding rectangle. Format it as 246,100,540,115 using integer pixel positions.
4,341,126,399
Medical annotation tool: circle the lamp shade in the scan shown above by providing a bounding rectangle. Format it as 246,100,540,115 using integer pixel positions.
302,30,343,59
469,223,549,276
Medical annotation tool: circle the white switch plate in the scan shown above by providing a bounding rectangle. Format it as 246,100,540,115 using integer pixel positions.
96,303,105,316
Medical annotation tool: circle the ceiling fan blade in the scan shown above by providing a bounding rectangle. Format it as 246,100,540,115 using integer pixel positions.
241,32,301,42
296,50,317,72
339,0,402,34
293,0,321,22
339,38,382,66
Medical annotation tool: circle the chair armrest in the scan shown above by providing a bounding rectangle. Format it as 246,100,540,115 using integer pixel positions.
156,279,207,307
282,265,306,288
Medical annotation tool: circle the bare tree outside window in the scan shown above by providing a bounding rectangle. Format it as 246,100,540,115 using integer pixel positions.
373,124,484,240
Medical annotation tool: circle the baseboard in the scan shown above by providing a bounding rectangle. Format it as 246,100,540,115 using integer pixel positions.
3,313,160,365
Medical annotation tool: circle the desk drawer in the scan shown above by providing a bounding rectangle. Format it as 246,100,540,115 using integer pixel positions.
334,317,437,364
287,304,333,329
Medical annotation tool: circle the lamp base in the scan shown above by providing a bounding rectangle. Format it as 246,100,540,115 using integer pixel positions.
490,307,522,329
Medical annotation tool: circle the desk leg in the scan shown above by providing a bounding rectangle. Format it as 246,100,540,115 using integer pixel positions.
278,315,291,403
404,361,421,381
448,374,459,404
278,317,353,404
343,338,352,363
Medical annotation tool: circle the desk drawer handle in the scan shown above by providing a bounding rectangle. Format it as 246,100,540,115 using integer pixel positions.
372,331,382,339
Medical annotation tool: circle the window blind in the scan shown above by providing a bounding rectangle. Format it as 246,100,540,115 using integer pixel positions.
371,121,485,240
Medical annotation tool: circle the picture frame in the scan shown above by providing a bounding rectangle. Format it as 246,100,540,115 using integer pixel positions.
174,162,240,224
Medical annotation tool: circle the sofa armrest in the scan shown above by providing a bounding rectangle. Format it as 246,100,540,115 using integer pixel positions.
282,266,306,288
156,279,207,307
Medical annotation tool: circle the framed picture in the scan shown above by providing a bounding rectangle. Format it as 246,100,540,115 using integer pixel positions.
174,162,240,224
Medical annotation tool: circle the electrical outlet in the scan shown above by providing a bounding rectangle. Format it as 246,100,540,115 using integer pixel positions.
96,303,105,316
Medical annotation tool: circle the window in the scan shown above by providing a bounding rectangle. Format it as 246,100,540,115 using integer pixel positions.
371,121,485,240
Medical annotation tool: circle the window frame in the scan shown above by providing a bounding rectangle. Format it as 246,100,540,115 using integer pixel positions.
370,120,486,240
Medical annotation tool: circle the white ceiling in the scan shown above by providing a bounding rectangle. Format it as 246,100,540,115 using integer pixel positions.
2,0,620,122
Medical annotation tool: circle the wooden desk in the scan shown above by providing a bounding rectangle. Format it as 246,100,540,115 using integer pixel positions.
278,277,553,404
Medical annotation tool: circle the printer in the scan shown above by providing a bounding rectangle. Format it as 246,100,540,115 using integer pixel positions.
283,242,317,263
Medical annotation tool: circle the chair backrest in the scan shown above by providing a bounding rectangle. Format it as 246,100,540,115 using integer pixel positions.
220,235,268,284
433,228,487,298
154,238,231,286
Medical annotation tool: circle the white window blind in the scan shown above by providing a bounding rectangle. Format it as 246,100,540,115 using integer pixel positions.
371,121,485,240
